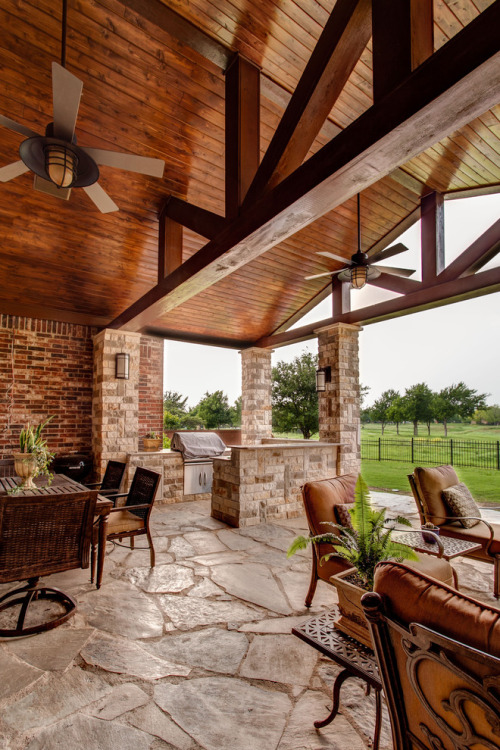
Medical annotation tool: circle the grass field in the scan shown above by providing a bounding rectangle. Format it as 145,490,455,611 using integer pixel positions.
361,422,500,441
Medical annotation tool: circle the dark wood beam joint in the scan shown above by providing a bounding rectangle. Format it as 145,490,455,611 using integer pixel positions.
332,279,351,317
372,0,433,101
161,196,226,240
421,191,445,284
158,212,183,282
245,0,371,202
438,217,500,283
225,54,260,220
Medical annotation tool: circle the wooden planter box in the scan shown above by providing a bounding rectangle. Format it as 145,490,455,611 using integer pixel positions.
143,438,162,451
331,568,372,649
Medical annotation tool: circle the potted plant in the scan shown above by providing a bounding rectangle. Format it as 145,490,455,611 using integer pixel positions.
12,416,55,491
287,476,417,648
143,431,162,451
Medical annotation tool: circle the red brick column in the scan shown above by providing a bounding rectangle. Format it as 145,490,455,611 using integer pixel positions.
316,323,361,476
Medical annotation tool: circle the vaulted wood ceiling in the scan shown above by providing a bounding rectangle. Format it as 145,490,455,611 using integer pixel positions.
0,0,499,347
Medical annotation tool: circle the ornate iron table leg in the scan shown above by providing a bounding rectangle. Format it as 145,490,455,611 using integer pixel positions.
314,668,351,728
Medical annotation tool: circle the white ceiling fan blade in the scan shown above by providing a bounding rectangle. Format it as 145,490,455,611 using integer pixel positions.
316,250,348,264
0,115,39,139
33,175,71,200
82,147,165,178
376,264,415,278
305,269,343,280
84,182,119,213
0,160,30,182
52,62,83,141
370,242,409,264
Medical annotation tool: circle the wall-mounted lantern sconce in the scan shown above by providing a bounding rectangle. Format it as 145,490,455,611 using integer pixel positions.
315,365,331,392
115,352,130,380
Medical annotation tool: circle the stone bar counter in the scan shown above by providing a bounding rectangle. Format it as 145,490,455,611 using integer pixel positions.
211,439,341,528
126,449,188,504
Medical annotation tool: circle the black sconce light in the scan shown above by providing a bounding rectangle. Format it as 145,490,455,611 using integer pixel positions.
115,352,130,379
315,366,331,392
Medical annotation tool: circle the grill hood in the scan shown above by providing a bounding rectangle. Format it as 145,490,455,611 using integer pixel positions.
171,432,226,460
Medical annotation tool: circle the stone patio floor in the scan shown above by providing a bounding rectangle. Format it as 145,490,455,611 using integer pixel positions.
0,491,497,750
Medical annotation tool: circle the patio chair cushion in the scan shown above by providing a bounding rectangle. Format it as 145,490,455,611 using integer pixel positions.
334,503,354,530
413,465,459,526
438,520,500,560
404,553,454,587
107,509,145,535
303,473,357,537
374,561,500,658
442,482,481,528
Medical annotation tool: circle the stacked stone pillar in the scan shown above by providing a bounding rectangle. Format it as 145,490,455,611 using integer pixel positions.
240,347,272,445
92,329,141,478
316,323,361,476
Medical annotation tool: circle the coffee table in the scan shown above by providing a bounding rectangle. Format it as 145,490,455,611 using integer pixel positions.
292,610,382,749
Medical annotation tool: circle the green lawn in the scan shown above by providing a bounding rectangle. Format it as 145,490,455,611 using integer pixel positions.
361,422,500,441
361,460,500,505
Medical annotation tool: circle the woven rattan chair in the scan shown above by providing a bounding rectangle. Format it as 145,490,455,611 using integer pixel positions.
86,460,126,499
90,467,160,581
0,489,98,637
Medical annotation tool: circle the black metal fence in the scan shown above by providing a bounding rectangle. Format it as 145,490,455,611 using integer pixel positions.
361,438,500,470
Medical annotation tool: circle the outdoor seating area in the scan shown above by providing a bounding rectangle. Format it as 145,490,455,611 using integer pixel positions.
0,482,498,750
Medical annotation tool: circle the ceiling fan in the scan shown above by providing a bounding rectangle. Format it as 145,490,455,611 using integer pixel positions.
0,0,164,213
306,195,415,289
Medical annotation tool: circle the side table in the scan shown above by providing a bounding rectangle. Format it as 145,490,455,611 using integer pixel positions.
292,610,382,749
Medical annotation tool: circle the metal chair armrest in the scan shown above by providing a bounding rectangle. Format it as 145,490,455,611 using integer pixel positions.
86,481,102,488
425,514,495,553
109,503,151,513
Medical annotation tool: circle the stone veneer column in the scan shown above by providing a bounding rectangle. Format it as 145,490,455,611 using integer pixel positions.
240,347,272,445
92,329,141,478
316,323,361,476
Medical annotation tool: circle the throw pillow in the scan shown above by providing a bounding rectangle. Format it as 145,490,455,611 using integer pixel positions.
442,483,480,528
334,503,354,530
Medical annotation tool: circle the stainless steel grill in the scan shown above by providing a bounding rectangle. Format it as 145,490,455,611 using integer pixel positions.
171,432,227,496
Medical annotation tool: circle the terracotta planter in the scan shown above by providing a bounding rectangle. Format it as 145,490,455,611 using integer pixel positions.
331,568,372,649
13,452,38,489
143,438,162,451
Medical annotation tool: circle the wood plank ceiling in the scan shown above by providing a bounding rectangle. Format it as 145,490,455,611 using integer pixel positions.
0,0,498,344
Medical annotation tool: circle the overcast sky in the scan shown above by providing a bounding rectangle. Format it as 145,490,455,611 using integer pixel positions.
164,193,500,409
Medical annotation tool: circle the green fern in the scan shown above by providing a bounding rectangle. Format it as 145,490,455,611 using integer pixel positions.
287,475,418,590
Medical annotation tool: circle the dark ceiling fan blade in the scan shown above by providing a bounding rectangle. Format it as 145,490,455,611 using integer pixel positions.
316,250,349,264
83,182,119,213
376,264,416,278
0,160,30,182
305,269,344,280
33,175,71,200
52,62,83,141
82,147,165,178
369,242,409,264
0,115,39,139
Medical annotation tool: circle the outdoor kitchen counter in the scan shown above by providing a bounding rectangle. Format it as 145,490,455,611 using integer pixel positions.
211,440,342,528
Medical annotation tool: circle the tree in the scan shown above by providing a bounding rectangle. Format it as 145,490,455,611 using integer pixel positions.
163,391,188,429
386,395,405,435
433,382,488,436
473,404,500,425
195,391,233,429
230,396,242,427
272,352,318,439
402,383,434,437
360,384,370,407
370,389,399,434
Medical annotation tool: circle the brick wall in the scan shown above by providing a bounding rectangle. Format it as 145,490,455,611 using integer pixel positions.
0,315,95,457
138,335,164,448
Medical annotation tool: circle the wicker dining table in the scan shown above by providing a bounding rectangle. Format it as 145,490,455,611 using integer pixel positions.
0,473,113,588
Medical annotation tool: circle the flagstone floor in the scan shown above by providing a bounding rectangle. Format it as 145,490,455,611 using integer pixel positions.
0,491,497,750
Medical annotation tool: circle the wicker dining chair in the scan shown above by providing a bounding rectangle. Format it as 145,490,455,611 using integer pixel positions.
90,467,161,582
0,489,98,637
86,460,126,499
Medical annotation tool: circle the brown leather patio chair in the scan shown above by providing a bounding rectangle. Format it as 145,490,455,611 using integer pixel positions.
362,562,500,750
408,465,500,597
86,459,126,500
90,466,161,581
0,489,98,636
302,474,454,607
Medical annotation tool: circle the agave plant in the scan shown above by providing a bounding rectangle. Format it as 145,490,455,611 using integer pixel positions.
287,475,418,590
18,416,55,482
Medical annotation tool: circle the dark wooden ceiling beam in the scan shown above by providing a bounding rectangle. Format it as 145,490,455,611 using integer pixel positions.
421,191,445,283
109,2,500,332
225,54,261,219
162,196,226,240
372,0,433,102
158,214,183,283
244,0,372,202
438,217,500,283
256,266,500,348
369,275,421,295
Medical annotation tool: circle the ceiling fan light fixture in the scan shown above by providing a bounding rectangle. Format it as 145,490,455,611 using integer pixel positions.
44,143,78,187
350,264,367,289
